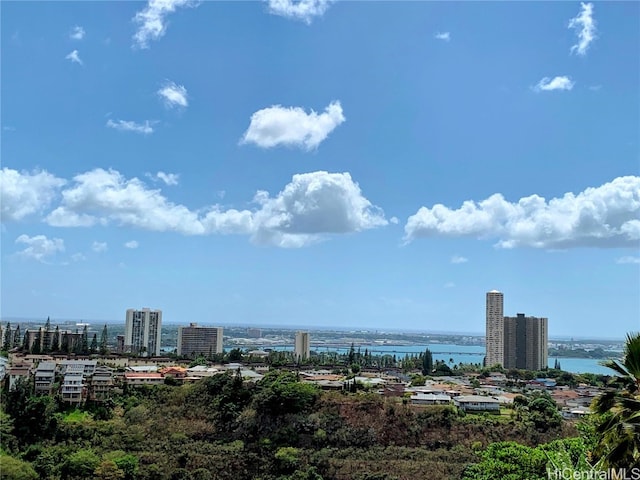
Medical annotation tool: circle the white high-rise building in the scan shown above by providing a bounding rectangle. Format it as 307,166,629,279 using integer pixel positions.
485,290,504,367
124,308,162,357
294,331,310,361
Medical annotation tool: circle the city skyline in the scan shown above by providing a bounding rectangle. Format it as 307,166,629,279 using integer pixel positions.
1,2,638,338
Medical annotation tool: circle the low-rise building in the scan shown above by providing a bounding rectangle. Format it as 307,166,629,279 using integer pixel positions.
454,395,501,412
124,372,164,386
410,393,452,406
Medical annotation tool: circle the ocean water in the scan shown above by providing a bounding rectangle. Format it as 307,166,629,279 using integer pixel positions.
269,343,615,375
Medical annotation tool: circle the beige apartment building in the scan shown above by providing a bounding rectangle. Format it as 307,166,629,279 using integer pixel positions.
177,324,223,357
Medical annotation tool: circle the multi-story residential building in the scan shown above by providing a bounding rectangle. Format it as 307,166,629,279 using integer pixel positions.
61,364,85,404
485,290,504,367
34,361,56,395
7,364,30,391
504,313,548,371
294,331,310,361
124,308,163,357
59,359,97,376
88,366,114,402
177,323,223,357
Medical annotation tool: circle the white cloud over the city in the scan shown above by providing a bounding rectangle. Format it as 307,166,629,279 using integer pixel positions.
450,255,468,264
569,2,597,56
434,32,450,42
106,119,155,135
15,234,65,262
0,168,66,222
267,0,333,24
71,253,86,262
616,256,640,265
43,168,387,247
132,0,198,49
157,81,188,108
242,101,345,151
156,172,179,186
533,76,575,92
69,26,85,40
92,241,108,253
124,240,139,249
404,176,640,249
65,50,83,65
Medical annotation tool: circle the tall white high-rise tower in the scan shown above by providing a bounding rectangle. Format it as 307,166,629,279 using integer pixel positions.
485,290,504,367
124,308,162,357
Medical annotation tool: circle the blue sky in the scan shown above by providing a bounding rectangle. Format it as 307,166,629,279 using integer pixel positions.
1,0,638,338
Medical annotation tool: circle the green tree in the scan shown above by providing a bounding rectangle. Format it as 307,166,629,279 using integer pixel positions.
81,325,89,354
90,333,98,353
227,348,243,362
64,449,100,480
31,332,41,354
348,343,355,364
100,324,109,355
51,325,60,352
3,322,12,351
12,325,21,348
0,454,39,480
94,460,125,480
592,332,640,469
462,441,547,480
422,348,433,375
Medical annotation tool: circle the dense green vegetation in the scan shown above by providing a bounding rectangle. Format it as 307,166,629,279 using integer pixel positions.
2,332,637,479
2,369,576,480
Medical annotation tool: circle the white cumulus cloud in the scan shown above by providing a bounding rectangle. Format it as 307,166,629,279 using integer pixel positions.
69,26,85,40
241,101,345,151
132,0,198,49
0,168,66,222
158,81,188,108
92,241,108,253
15,234,65,262
156,172,179,185
43,168,387,247
616,256,640,265
434,32,450,42
404,176,640,249
124,240,139,249
451,255,468,264
267,0,333,24
65,50,83,65
569,2,597,56
106,119,155,135
534,76,575,92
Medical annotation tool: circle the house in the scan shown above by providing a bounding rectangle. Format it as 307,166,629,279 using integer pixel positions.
186,365,221,379
123,372,164,386
159,366,187,379
88,366,114,402
34,361,56,395
454,395,500,412
410,393,452,406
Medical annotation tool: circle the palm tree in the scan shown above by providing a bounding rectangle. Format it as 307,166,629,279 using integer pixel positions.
591,332,640,468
